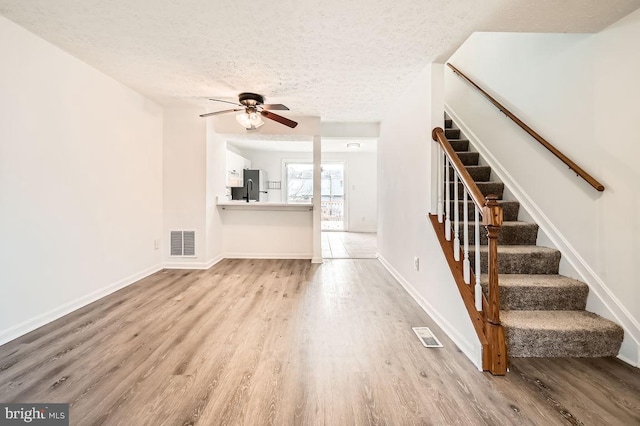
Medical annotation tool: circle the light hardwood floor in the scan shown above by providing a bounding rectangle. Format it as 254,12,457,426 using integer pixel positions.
1,259,639,425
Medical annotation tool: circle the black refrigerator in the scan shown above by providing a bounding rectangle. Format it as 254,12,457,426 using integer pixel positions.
231,169,268,201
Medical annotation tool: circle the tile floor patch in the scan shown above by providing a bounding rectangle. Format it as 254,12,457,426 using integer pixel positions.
322,231,377,259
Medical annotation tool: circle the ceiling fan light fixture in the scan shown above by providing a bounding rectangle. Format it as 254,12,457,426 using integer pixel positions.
249,112,263,126
203,93,298,129
236,111,264,130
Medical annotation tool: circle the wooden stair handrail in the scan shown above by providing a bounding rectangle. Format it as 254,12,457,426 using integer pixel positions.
432,127,484,212
447,63,605,192
431,126,507,375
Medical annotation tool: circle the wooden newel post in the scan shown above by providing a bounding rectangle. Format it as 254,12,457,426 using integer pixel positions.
482,195,507,375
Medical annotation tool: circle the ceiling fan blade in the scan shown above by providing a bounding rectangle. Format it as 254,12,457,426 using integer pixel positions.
199,108,241,118
261,110,298,128
262,104,289,111
209,98,242,107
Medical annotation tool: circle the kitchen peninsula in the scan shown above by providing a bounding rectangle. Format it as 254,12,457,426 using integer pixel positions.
217,200,313,211
220,131,322,263
217,198,314,259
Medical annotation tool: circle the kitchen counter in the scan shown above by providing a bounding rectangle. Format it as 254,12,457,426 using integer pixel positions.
217,201,313,211
219,199,314,259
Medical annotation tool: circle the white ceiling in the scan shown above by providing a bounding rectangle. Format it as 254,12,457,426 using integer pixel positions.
1,1,638,122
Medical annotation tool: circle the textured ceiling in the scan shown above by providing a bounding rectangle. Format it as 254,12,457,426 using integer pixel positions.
1,0,639,122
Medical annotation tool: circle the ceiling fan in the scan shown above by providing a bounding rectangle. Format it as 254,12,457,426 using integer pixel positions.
199,92,298,130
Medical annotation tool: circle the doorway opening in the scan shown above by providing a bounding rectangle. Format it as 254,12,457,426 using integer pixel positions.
284,162,346,230
320,163,345,231
319,138,378,259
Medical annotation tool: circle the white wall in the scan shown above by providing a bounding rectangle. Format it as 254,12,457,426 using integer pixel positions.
206,123,226,264
163,108,209,267
593,9,640,365
321,122,380,138
378,63,482,367
445,8,640,365
163,109,227,269
0,16,163,344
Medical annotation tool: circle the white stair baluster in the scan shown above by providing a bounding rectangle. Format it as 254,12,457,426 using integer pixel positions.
463,190,470,284
453,172,460,261
444,157,451,241
437,146,444,223
474,206,482,311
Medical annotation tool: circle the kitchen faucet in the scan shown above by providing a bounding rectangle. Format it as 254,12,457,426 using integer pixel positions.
245,178,254,203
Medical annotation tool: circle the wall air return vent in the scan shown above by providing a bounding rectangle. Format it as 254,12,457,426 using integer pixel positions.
170,231,196,257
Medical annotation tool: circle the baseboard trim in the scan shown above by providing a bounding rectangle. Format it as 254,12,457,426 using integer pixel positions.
446,104,640,365
224,253,313,260
0,263,163,346
377,254,482,370
163,254,224,270
617,352,639,368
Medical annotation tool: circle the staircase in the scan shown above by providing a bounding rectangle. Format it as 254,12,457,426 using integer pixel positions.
444,116,624,358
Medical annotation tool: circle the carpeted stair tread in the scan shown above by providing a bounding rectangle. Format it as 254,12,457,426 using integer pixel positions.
444,113,624,360
447,139,469,152
448,165,491,181
452,200,520,221
445,128,460,139
470,245,561,274
462,221,538,245
501,310,624,357
497,201,520,221
448,181,504,199
455,152,479,166
466,165,491,182
481,274,588,310
475,182,504,198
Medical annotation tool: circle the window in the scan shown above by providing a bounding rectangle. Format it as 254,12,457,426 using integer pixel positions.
285,163,314,203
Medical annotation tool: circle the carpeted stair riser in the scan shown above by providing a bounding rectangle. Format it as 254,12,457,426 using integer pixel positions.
447,182,504,199
449,200,520,221
444,118,453,128
470,246,561,274
445,128,460,139
481,275,588,310
448,139,470,152
459,221,538,245
501,311,624,357
446,165,491,181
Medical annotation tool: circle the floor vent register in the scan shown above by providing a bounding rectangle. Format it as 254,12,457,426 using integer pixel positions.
412,327,443,348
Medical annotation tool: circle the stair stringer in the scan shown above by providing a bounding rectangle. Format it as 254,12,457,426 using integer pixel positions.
445,103,640,367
